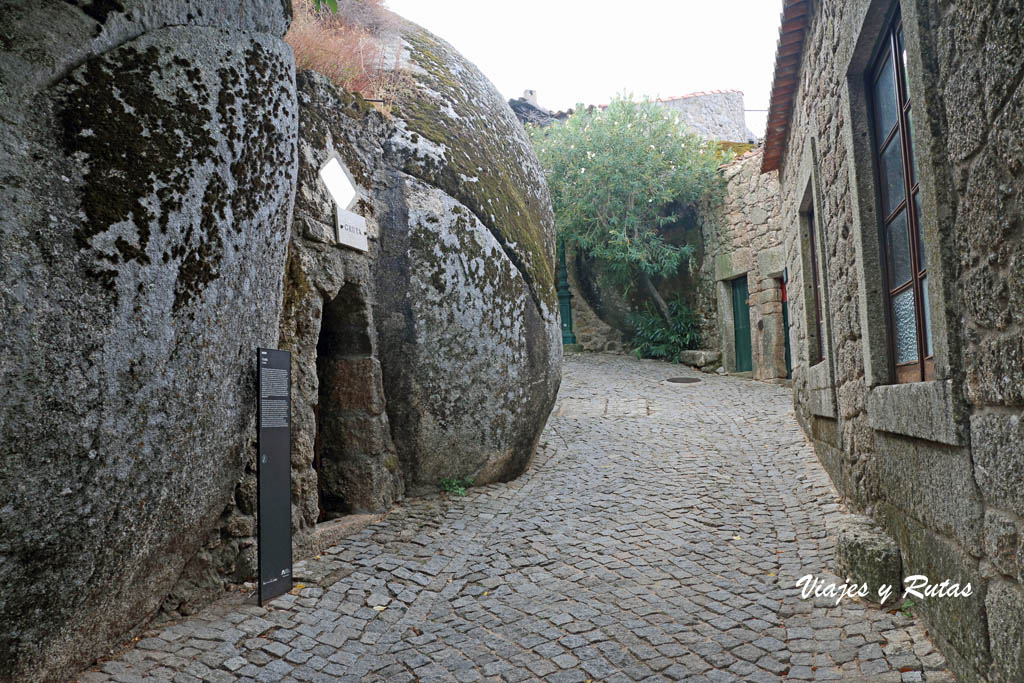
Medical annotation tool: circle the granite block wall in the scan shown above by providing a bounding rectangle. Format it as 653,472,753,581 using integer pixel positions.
775,1,1024,679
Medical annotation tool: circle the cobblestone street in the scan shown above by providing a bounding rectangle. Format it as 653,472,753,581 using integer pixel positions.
82,355,951,682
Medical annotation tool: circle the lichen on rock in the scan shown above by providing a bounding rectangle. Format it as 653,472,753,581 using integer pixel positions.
362,18,561,491
388,25,557,311
0,17,296,681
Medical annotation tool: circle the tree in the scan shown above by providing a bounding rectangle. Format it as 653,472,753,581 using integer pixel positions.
529,95,727,323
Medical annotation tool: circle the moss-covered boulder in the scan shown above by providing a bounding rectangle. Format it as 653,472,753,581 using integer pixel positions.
0,2,296,679
374,18,561,491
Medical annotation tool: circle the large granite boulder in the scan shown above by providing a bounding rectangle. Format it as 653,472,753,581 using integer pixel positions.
0,1,296,679
375,21,562,491
162,12,563,613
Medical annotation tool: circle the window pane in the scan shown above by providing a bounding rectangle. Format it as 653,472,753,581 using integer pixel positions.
808,210,824,364
898,26,908,101
907,108,918,185
922,276,933,357
892,287,919,364
879,135,906,216
873,54,899,146
887,209,912,286
914,192,925,270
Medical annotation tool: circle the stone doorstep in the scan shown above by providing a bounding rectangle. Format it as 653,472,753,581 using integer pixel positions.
677,349,721,369
311,513,386,556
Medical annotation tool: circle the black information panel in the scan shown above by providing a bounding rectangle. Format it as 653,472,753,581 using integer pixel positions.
257,347,292,605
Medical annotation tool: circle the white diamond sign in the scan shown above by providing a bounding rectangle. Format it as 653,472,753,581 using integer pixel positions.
318,152,368,252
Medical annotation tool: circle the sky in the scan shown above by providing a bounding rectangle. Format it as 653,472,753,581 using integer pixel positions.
385,0,783,137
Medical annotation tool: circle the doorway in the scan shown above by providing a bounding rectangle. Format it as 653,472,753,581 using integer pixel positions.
314,283,373,520
780,278,792,379
731,276,752,372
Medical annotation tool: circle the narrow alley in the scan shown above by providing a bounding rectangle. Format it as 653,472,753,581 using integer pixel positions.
81,355,951,682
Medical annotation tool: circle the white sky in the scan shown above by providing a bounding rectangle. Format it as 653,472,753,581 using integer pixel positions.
385,1,783,137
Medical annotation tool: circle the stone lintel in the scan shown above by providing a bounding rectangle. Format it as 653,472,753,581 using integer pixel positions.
756,246,786,279
714,250,753,282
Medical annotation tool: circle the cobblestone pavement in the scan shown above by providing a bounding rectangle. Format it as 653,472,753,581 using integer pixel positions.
81,354,952,682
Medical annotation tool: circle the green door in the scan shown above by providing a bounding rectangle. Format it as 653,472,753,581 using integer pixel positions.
781,278,792,379
732,276,752,372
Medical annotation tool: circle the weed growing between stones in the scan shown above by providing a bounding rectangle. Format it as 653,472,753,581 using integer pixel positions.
439,477,474,496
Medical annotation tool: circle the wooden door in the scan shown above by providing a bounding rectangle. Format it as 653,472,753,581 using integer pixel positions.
732,276,752,372
780,278,792,379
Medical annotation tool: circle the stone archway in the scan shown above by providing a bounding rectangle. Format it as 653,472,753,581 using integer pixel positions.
274,243,403,561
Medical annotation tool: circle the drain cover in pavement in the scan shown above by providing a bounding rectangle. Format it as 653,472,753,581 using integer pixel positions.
666,377,701,384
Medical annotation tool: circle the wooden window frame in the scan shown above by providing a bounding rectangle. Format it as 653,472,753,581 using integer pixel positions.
867,10,933,384
806,207,825,366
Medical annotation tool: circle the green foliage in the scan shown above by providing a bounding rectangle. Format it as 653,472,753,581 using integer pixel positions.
311,0,374,11
439,476,475,496
630,299,702,363
901,598,915,618
529,95,729,296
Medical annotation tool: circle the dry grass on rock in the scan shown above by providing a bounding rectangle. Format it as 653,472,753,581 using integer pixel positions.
286,0,411,116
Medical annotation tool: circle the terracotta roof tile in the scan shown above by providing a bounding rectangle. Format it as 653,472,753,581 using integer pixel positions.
595,89,745,110
654,89,745,102
762,0,812,173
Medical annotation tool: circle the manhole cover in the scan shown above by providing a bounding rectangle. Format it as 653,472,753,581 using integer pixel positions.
666,377,701,384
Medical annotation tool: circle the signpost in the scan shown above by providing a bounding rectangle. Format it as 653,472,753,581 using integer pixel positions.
256,347,292,605
318,152,368,253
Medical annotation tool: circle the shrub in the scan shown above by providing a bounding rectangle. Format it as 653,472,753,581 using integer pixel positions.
630,299,702,363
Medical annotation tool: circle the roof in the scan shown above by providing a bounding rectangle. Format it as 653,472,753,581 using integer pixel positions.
761,0,812,173
654,89,744,103
595,89,745,110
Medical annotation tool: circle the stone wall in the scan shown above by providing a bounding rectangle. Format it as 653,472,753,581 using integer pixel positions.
165,72,407,616
700,148,787,380
564,246,626,353
775,1,1024,679
657,90,757,143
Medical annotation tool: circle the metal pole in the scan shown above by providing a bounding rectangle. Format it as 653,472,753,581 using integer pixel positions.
557,239,576,345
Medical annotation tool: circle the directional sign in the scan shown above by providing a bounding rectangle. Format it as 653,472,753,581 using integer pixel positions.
318,152,368,252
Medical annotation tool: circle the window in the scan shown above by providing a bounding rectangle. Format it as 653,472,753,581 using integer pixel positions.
806,207,825,365
868,11,932,383
795,142,837,417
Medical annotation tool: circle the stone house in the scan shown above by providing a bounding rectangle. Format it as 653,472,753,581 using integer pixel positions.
698,148,791,381
763,0,1024,679
655,89,758,144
